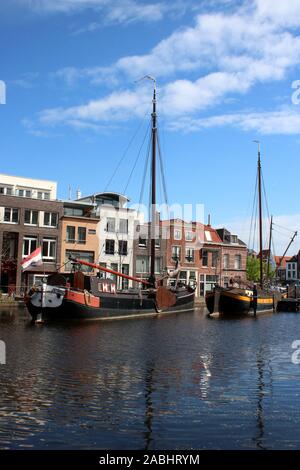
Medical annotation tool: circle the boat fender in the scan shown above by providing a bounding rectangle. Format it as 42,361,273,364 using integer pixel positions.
84,289,91,306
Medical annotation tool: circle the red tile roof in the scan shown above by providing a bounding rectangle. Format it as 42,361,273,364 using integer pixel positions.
274,256,292,268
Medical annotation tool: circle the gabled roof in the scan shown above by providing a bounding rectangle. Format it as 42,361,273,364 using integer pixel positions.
274,256,292,268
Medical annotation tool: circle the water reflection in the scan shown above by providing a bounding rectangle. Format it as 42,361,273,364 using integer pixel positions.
0,308,300,449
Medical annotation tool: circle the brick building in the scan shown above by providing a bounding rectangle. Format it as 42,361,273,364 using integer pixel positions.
133,218,248,297
132,215,167,283
0,174,63,295
60,200,100,275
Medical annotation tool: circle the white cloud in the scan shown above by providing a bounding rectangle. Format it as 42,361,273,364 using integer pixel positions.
169,108,300,135
19,0,180,26
255,0,300,28
27,1,300,134
39,87,151,125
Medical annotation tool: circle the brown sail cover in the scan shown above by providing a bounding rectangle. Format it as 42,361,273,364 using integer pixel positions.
156,287,177,310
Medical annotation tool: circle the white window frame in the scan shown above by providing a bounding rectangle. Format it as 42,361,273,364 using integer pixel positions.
223,254,229,269
43,212,58,228
42,238,56,261
3,207,19,224
185,231,194,241
37,191,50,200
22,236,38,258
234,254,242,270
174,229,182,240
185,247,195,262
24,209,39,226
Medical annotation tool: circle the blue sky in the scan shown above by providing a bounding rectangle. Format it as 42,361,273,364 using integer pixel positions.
1,0,300,255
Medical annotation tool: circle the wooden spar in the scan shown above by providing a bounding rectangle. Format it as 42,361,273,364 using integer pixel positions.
71,257,152,286
150,82,157,286
267,215,273,279
256,141,264,289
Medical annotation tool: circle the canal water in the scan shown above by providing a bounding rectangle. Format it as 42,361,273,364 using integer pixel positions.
0,307,300,450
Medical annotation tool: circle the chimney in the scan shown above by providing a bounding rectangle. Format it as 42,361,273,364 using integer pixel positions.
68,185,72,200
76,188,82,200
207,214,211,227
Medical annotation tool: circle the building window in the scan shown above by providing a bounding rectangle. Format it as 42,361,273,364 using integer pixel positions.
78,227,86,244
223,254,229,269
174,229,182,240
24,209,38,226
212,251,219,268
64,207,84,217
43,212,58,228
99,262,107,278
105,239,115,255
23,236,37,258
231,235,238,244
235,254,242,270
139,237,147,247
37,191,50,200
110,263,118,283
66,226,76,243
185,231,194,241
0,186,13,195
4,208,19,224
136,255,149,274
65,250,94,272
118,240,128,256
202,249,208,267
121,264,129,289
17,188,31,198
42,238,56,261
172,246,181,262
155,257,162,274
119,219,128,234
205,231,212,242
106,217,115,233
186,248,195,262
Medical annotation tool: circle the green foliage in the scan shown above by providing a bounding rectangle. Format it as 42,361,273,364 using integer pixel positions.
246,255,276,282
247,256,260,282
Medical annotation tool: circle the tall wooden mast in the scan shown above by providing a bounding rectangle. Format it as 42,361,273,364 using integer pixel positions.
150,81,157,286
136,76,157,287
255,140,264,289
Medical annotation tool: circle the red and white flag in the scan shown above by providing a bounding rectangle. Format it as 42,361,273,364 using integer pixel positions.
21,247,43,271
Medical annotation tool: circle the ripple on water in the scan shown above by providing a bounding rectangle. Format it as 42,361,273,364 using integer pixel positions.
1,308,300,449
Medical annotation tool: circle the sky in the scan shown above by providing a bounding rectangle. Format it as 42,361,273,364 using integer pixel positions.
0,0,300,255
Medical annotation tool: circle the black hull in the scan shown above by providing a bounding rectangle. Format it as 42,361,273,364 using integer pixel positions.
26,289,195,322
205,289,274,316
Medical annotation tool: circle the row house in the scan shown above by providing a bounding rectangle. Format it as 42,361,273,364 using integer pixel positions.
60,200,100,276
274,256,292,283
0,173,63,295
132,218,247,297
132,214,167,283
285,252,300,283
77,192,143,289
216,228,247,288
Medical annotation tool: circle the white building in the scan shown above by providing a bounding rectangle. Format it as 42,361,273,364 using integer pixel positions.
286,254,299,283
77,192,143,288
0,173,57,200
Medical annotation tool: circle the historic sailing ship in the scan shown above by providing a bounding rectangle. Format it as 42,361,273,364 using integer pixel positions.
25,80,195,322
205,142,275,316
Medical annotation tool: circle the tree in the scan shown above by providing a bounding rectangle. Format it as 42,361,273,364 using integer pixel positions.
246,255,276,282
246,256,260,282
